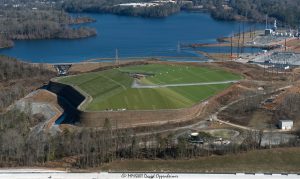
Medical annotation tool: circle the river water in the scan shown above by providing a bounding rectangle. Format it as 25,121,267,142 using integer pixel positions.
0,12,263,63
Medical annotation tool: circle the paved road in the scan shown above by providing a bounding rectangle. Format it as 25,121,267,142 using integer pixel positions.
131,80,239,88
0,170,299,179
0,168,300,179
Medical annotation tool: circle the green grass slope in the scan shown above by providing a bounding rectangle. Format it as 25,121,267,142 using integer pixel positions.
58,64,241,111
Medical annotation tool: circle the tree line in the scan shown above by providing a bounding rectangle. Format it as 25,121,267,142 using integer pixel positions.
0,111,299,168
62,0,181,18
0,8,96,48
61,0,300,26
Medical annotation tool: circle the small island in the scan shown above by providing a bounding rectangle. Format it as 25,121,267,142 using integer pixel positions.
0,8,97,49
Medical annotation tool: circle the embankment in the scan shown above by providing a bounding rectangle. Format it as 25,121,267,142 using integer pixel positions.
48,81,206,129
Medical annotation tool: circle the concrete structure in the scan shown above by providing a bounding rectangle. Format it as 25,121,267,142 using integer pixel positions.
189,132,204,144
279,120,293,130
265,29,273,36
53,64,72,76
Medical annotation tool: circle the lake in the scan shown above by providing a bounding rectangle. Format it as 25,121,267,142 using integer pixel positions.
0,12,262,63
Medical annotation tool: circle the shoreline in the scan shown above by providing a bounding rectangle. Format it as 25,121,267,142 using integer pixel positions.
0,32,97,50
0,15,97,50
0,10,260,51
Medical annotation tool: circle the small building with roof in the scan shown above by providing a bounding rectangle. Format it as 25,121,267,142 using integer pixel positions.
278,120,293,130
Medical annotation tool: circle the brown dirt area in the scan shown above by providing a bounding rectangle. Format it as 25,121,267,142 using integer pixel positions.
219,30,259,45
28,89,61,107
45,62,113,73
286,39,300,52
196,51,238,61
24,89,63,130
206,61,296,82
45,60,152,74
189,30,264,48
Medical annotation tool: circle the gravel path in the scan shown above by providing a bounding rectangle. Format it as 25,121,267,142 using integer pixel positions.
131,79,239,88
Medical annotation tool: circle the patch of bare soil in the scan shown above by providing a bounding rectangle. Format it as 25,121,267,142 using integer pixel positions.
23,89,63,130
46,60,155,74
212,61,294,81
286,39,300,53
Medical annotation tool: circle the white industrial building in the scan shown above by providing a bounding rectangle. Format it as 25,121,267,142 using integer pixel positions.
278,120,293,130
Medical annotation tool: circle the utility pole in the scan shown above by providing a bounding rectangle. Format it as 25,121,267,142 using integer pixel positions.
265,14,268,29
115,48,119,65
276,57,279,76
177,41,181,53
285,38,287,51
237,24,241,58
263,62,266,76
242,11,247,54
230,34,233,59
242,21,245,53
269,123,273,149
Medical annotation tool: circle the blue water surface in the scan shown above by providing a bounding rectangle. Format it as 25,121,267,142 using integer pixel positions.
0,12,263,63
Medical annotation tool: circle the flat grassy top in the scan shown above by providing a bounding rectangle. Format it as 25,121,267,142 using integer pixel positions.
120,64,241,85
100,148,300,173
58,64,241,111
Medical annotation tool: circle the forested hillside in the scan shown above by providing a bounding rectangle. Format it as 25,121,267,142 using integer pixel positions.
61,0,300,26
62,0,181,17
193,0,300,27
0,8,96,48
0,55,55,110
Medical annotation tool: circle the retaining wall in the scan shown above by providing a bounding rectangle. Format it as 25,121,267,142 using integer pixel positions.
48,81,84,123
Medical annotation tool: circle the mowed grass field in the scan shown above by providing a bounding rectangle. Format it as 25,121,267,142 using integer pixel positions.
99,148,300,173
119,64,240,85
58,64,242,111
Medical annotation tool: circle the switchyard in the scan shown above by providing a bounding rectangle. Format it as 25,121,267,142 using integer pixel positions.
252,52,300,68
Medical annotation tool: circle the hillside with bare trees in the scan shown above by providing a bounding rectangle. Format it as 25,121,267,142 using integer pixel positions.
0,8,96,48
0,55,55,111
193,0,300,27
